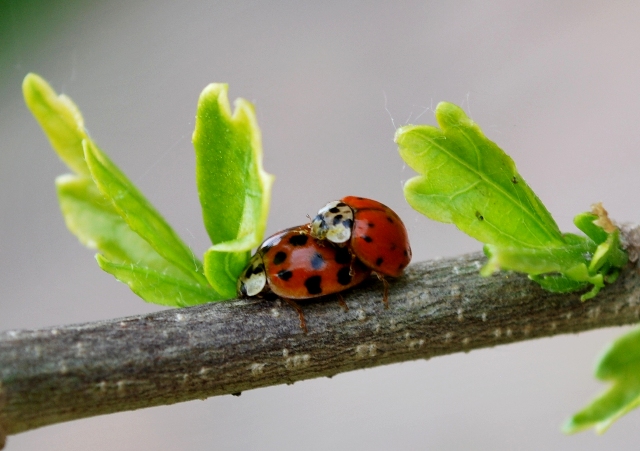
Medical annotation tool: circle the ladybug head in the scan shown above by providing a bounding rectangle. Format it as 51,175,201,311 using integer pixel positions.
237,253,267,297
310,200,354,244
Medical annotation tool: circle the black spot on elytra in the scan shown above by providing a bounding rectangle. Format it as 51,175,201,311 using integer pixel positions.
357,196,364,200
475,211,484,221
337,267,352,285
246,264,264,278
311,252,325,270
304,275,323,294
362,235,373,243
403,249,409,257
273,251,287,265
332,214,343,225
277,270,293,281
329,207,340,213
289,234,308,246
335,247,351,265
376,257,384,266
390,243,397,251
386,216,394,224
368,222,375,228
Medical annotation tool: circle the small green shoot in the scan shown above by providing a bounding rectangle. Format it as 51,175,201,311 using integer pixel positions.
396,101,635,432
396,101,627,300
23,73,273,307
563,325,640,434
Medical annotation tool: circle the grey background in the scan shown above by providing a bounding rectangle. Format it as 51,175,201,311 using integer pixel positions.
2,0,640,449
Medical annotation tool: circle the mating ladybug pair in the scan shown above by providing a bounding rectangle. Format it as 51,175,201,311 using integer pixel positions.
237,196,412,332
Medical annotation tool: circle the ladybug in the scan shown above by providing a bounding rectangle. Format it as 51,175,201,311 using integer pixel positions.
237,224,372,332
310,196,412,304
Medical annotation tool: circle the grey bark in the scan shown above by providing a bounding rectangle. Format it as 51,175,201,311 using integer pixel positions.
2,239,640,448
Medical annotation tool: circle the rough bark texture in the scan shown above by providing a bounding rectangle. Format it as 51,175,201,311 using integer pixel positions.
2,249,640,447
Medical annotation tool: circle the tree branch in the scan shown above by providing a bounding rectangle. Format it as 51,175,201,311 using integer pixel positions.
2,240,640,447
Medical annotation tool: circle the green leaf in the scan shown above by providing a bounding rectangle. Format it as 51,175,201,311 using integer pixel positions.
574,213,609,244
22,73,91,176
97,255,223,307
482,234,595,277
589,230,627,273
203,250,251,298
528,273,588,293
193,83,273,247
483,233,609,300
564,325,640,434
83,139,208,286
193,83,275,296
56,174,192,281
397,102,564,250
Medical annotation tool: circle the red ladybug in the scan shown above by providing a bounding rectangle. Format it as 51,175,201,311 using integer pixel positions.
237,224,371,332
310,196,412,304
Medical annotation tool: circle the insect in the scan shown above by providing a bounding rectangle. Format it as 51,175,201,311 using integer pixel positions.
237,224,372,332
310,196,412,305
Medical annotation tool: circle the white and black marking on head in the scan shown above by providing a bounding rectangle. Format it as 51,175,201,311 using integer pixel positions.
237,253,267,297
310,200,354,244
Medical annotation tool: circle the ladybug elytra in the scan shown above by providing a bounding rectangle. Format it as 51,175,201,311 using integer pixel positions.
311,196,412,277
238,224,371,332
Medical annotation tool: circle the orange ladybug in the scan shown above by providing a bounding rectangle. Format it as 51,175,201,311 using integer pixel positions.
238,224,371,332
310,196,412,304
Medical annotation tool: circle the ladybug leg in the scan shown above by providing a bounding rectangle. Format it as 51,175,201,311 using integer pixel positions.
374,272,390,309
336,293,349,312
282,298,308,333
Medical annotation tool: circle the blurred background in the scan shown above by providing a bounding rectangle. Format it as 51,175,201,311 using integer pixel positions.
2,0,640,449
